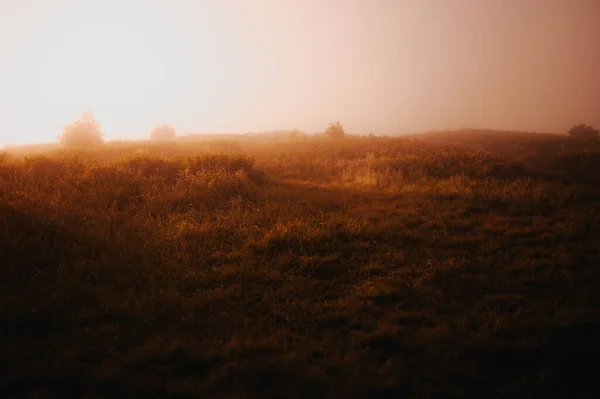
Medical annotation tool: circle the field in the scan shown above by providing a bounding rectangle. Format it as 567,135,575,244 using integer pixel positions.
1,131,600,397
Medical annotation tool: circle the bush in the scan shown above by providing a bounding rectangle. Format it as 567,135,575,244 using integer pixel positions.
150,124,177,141
57,111,104,149
324,122,345,140
289,129,306,141
568,124,599,139
121,153,182,180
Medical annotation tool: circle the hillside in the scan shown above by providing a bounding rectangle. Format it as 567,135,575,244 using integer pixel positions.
1,133,599,397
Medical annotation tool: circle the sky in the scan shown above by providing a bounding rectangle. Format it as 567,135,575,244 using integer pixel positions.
1,0,599,145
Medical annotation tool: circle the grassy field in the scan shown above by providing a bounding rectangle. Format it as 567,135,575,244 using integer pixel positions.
1,131,600,397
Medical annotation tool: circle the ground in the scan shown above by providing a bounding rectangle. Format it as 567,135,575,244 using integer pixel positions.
1,131,599,397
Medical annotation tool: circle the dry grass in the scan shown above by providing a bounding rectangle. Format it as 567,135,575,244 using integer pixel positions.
1,133,599,397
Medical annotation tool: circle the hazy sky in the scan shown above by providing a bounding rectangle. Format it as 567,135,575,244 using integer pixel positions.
1,0,599,145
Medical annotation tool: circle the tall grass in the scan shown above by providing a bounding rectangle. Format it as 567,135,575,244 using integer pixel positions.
1,135,599,397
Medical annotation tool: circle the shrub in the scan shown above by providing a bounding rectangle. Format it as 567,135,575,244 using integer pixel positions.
568,124,599,139
324,122,345,140
57,111,104,149
289,129,306,141
150,124,177,141
121,152,182,180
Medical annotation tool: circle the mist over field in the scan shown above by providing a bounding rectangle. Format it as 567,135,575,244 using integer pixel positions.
1,0,599,145
2,0,600,397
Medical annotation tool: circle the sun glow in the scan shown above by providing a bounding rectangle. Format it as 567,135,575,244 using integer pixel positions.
32,2,189,136
36,27,158,118
2,0,230,144
1,0,599,146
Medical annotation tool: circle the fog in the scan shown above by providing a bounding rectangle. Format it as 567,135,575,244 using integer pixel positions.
1,0,599,145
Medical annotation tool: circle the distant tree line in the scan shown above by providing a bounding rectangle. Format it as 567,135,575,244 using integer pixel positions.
56,113,353,148
56,113,181,148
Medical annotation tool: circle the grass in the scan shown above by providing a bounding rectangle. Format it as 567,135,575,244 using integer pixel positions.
1,131,600,397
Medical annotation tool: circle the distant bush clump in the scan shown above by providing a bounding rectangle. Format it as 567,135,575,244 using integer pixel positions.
150,124,177,141
57,111,104,149
324,122,345,140
568,124,599,139
289,129,307,141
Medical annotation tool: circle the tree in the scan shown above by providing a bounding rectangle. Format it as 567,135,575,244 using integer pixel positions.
150,124,177,141
324,122,345,140
57,111,103,148
568,124,599,139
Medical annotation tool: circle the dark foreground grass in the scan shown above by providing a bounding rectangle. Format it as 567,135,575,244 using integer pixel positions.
1,134,600,398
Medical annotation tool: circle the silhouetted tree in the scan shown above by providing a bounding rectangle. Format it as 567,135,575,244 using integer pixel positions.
568,124,599,139
324,122,345,140
57,111,103,148
150,124,177,141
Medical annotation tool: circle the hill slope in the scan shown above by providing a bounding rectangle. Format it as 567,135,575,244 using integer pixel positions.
1,135,599,397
